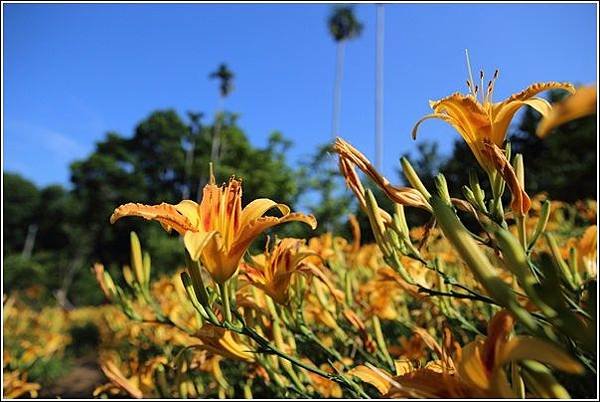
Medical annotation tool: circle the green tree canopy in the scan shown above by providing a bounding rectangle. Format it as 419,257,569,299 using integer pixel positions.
3,173,40,254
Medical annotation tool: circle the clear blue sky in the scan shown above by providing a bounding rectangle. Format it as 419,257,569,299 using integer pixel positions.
3,3,597,187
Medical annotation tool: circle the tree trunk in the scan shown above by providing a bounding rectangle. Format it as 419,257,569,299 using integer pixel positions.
198,97,225,201
182,137,195,200
21,223,38,259
332,41,346,139
210,96,225,163
55,249,86,310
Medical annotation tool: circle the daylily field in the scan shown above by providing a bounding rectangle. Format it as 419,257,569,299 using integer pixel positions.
3,75,598,399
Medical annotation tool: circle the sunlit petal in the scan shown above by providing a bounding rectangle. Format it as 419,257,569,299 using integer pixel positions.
496,336,584,374
110,202,198,235
537,85,597,137
240,199,291,229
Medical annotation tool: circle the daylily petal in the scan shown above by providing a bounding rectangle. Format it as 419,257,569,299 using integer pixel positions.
201,214,317,285
496,336,584,374
577,225,597,275
231,213,317,258
348,365,391,395
413,108,490,170
197,326,255,362
492,81,575,144
489,368,518,398
260,271,296,304
411,113,460,140
200,234,240,284
198,183,225,232
501,81,575,104
412,327,444,359
430,93,491,137
100,360,144,399
537,85,597,137
412,102,491,167
456,339,490,391
174,200,201,228
338,157,393,223
242,238,318,304
482,310,514,372
183,230,218,261
110,202,198,235
240,199,291,229
482,142,531,215
240,263,266,286
430,94,493,167
389,367,468,398
491,97,552,145
334,138,431,210
302,262,345,303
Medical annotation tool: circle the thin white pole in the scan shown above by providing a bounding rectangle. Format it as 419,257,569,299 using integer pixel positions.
375,4,384,171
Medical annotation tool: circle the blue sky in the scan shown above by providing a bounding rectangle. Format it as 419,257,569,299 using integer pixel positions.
3,3,597,187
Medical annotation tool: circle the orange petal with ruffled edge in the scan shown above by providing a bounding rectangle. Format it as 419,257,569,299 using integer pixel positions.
231,213,317,257
492,82,576,145
110,202,198,235
239,199,291,229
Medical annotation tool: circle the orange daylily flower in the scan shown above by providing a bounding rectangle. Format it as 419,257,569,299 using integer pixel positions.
241,238,317,304
2,371,41,399
456,310,583,398
569,225,597,279
111,176,317,284
412,74,575,173
99,359,144,399
351,311,583,398
333,137,431,211
196,325,255,362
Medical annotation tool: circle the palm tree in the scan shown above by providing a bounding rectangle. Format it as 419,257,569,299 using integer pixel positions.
193,64,234,200
375,4,384,170
328,6,363,139
183,111,203,200
209,63,234,164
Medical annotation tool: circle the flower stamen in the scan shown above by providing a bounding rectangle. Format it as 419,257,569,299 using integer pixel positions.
465,49,476,97
479,70,485,102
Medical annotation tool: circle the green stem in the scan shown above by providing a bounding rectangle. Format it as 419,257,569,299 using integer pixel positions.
219,282,232,324
517,213,527,248
298,325,346,365
417,285,498,305
372,316,395,372
231,312,369,398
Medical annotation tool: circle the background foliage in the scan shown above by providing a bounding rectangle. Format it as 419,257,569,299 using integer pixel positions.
3,90,597,306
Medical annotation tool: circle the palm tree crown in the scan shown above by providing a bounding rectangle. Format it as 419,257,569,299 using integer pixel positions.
210,63,235,98
328,6,363,42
